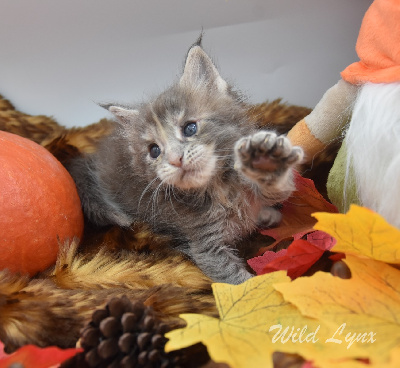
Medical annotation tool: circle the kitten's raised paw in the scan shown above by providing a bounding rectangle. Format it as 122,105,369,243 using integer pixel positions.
234,131,303,181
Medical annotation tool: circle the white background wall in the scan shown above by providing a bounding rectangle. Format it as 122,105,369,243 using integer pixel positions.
0,0,371,127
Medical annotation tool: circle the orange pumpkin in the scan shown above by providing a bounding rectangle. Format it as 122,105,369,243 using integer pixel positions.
0,131,84,276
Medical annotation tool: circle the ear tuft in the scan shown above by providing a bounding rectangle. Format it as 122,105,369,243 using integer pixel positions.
192,31,204,48
105,105,139,124
97,102,116,111
180,42,228,93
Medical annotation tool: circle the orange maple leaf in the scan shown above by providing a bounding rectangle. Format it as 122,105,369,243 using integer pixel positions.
260,171,337,252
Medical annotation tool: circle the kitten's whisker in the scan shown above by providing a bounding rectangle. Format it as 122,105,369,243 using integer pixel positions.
150,185,162,221
138,177,158,209
153,181,164,215
169,185,186,206
146,180,164,223
164,185,169,201
167,185,180,216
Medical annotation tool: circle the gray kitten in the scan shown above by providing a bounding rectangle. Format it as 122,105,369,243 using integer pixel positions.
69,40,303,285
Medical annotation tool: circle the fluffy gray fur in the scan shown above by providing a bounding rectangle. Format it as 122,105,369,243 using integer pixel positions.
69,41,303,284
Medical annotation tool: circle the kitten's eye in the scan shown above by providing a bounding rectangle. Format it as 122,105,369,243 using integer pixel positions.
149,144,161,158
183,121,197,137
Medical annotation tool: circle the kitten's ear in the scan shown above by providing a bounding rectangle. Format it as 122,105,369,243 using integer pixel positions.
180,45,228,93
99,103,139,124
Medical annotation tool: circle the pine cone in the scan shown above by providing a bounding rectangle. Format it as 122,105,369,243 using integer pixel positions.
77,296,182,368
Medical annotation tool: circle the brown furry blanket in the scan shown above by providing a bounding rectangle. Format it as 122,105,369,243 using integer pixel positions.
0,94,335,361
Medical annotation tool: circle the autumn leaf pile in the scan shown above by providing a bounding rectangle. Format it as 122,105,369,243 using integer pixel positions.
166,176,400,368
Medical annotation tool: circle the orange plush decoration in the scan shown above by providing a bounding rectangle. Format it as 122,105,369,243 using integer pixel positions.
287,0,400,228
0,131,84,276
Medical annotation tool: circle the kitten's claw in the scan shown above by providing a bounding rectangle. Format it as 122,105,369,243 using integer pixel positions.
286,146,304,165
234,131,303,181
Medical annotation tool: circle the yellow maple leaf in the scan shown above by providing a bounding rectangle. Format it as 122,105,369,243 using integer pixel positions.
313,204,400,263
371,345,400,368
165,271,370,368
274,255,400,367
165,272,328,368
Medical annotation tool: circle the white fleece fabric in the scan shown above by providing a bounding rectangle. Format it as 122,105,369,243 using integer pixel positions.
345,82,400,228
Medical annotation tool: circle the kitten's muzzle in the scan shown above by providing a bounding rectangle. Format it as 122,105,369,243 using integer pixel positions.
168,153,183,168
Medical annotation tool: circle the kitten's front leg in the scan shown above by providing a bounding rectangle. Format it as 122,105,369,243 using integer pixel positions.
188,239,253,285
234,131,303,224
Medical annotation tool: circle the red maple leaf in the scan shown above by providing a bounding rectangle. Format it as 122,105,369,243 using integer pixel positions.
247,248,288,275
0,343,82,368
248,231,337,279
0,343,6,361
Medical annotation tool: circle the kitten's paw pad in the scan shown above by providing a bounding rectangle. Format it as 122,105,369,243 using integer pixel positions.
235,132,303,173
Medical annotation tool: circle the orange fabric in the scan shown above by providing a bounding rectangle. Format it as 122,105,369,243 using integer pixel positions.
287,119,326,163
341,0,400,84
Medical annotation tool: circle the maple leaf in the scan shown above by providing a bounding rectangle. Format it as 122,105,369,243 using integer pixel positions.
275,255,400,367
260,172,337,251
246,248,287,275
313,204,400,263
166,259,400,368
248,231,336,279
166,271,384,368
165,272,326,368
372,346,400,368
0,343,6,361
165,272,363,368
0,344,82,368
249,239,323,279
306,230,337,250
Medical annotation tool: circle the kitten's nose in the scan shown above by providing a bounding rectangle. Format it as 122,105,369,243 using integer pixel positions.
168,153,183,167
